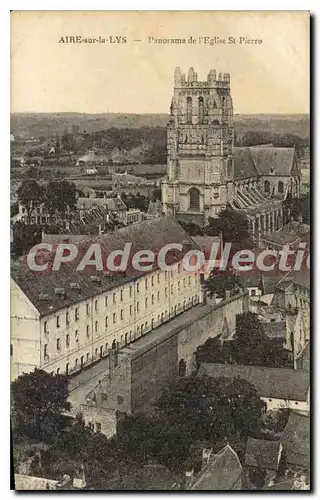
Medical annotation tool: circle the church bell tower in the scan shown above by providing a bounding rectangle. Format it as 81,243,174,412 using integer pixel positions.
161,67,235,225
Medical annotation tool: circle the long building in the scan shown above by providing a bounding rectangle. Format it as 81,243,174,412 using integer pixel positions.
10,217,203,380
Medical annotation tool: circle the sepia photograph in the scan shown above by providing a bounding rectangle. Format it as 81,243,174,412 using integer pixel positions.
10,10,310,491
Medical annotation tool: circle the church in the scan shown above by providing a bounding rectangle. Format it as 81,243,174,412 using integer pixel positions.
161,67,301,243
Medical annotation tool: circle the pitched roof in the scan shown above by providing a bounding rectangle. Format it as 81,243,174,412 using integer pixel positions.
11,217,197,316
250,147,295,176
276,268,310,291
189,445,242,490
234,148,259,180
233,147,295,180
198,363,310,401
77,197,127,211
281,412,310,469
245,438,281,470
262,221,310,247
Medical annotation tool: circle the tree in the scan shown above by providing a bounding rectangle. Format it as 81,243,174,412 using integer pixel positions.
43,180,77,220
151,187,162,202
11,221,42,257
205,208,253,251
232,312,269,366
179,221,203,236
205,271,240,298
17,180,42,224
11,369,71,441
155,375,264,461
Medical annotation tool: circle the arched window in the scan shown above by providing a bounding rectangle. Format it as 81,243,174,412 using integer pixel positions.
213,100,217,109
186,96,192,124
198,96,204,124
278,180,284,193
264,180,270,193
189,188,200,211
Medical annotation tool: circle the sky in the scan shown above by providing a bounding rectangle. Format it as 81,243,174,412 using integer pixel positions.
11,11,310,114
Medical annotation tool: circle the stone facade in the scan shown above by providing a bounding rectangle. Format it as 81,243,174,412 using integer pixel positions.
162,67,234,225
162,68,301,241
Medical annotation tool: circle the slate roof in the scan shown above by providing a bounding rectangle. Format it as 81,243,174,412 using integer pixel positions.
11,217,198,316
77,197,127,211
245,438,281,470
250,147,296,176
233,147,295,180
199,363,310,401
281,412,310,469
276,268,310,291
234,147,258,180
189,445,242,490
262,222,310,247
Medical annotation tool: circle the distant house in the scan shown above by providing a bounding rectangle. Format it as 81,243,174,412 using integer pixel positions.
198,363,310,413
187,445,243,490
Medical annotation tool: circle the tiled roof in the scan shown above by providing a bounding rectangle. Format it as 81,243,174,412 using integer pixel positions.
77,197,127,211
189,445,242,490
11,217,197,316
199,363,310,401
234,147,259,180
233,147,295,180
250,147,295,176
245,438,281,470
276,268,310,291
262,222,310,247
281,412,310,469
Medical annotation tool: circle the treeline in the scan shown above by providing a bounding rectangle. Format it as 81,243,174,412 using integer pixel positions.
86,127,167,164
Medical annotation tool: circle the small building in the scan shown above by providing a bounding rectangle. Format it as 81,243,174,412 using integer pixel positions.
187,445,243,490
198,363,310,413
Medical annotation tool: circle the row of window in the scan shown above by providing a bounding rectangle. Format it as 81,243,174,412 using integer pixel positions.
44,276,198,334
43,295,200,359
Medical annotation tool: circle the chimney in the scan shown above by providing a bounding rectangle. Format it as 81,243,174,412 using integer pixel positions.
225,289,231,300
211,292,217,305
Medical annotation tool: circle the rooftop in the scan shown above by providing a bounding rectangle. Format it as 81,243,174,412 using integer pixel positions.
189,445,242,490
262,221,310,247
233,146,296,180
11,217,198,316
198,363,310,401
281,412,310,469
245,438,281,470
